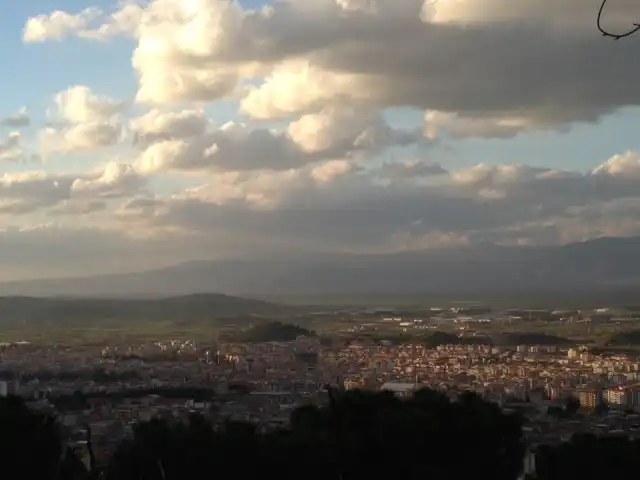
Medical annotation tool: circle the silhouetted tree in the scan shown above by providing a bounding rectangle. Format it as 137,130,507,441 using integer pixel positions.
536,434,640,480
106,387,524,480
595,401,610,416
564,397,581,416
0,395,87,479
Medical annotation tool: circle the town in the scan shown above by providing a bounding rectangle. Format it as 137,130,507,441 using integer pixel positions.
4,302,640,466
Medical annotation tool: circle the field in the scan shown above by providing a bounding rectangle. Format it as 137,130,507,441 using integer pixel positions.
0,319,219,345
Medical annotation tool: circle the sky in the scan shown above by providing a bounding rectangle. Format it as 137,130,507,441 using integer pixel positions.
2,0,640,280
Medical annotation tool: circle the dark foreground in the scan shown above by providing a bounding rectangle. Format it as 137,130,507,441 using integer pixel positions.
2,388,639,480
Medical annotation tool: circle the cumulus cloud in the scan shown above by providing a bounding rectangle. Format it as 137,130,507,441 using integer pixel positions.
39,121,123,155
0,108,30,128
14,0,640,278
0,162,145,215
23,0,640,134
0,132,24,162
54,85,126,123
0,132,39,164
130,109,210,147
23,7,103,43
2,150,640,276
134,111,417,173
111,151,640,256
39,86,126,155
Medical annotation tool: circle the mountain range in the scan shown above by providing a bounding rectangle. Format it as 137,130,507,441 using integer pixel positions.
1,236,639,299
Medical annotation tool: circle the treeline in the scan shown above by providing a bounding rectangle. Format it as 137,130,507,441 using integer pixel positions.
230,321,316,343
608,330,640,346
364,331,570,348
1,388,638,480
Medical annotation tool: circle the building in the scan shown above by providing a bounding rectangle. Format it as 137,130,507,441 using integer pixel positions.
577,388,602,408
380,381,420,398
605,387,629,407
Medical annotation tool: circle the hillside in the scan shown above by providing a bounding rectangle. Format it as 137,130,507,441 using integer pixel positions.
1,236,640,298
0,294,286,326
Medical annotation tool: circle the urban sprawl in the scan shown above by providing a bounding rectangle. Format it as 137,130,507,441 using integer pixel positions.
2,304,640,467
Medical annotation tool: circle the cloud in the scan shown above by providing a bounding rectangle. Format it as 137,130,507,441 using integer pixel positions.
377,160,448,179
0,132,24,162
39,121,123,155
112,151,640,257
39,86,126,155
1,149,640,277
13,0,640,278
25,0,640,135
54,85,126,123
133,109,418,173
23,7,103,43
0,162,145,215
0,108,30,128
0,132,39,164
130,109,210,148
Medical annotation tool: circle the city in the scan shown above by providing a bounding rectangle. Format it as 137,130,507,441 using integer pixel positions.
4,301,640,468
4,0,640,478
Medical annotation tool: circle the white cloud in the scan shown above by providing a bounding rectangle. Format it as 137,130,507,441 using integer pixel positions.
109,151,640,258
0,132,38,164
134,113,417,173
0,148,640,276
39,121,123,155
0,108,30,128
0,132,23,162
38,86,126,155
130,109,210,147
0,162,145,215
14,0,640,278
26,0,640,130
71,162,146,198
23,7,103,43
54,85,126,123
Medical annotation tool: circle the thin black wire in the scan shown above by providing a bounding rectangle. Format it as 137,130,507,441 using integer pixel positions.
597,0,640,39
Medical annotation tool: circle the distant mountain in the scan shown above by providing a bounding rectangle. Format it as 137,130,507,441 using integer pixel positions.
0,294,285,326
2,236,640,298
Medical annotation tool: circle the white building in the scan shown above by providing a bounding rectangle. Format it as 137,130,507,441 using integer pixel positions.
380,381,420,397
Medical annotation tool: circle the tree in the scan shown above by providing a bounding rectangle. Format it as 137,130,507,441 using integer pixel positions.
594,400,610,416
536,434,640,480
0,395,87,479
105,387,525,480
564,397,581,416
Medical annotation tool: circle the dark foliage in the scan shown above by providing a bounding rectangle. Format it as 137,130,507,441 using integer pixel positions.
536,434,640,480
10,387,640,480
106,388,524,480
501,333,571,346
232,321,316,342
0,396,87,480
607,330,640,346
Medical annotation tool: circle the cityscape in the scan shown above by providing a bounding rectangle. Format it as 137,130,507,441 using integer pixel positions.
4,0,640,478
3,300,640,471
